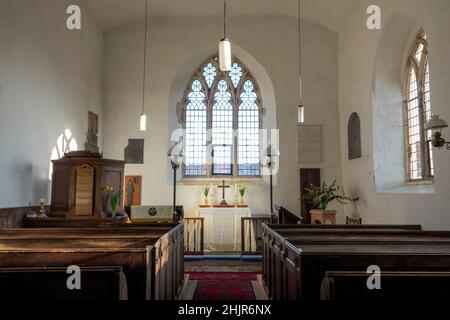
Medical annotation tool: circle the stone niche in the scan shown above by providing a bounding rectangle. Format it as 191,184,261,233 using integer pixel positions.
348,112,362,160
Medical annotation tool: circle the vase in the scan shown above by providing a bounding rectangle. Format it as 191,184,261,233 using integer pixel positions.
111,201,117,218
239,195,245,206
204,196,209,206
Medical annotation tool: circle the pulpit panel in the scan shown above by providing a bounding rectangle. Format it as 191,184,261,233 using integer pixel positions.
75,164,94,216
51,166,71,212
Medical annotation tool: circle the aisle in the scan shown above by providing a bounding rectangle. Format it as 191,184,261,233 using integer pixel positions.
180,259,267,300
190,273,258,300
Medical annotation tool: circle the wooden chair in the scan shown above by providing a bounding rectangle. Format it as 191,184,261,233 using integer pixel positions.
346,216,362,225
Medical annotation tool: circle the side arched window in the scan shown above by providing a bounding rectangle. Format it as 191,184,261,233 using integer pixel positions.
404,31,434,181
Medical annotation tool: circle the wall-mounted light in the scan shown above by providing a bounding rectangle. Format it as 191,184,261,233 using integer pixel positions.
425,115,450,150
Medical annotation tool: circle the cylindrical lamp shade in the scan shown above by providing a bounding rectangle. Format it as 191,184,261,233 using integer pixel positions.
139,114,147,132
219,39,232,71
298,105,305,123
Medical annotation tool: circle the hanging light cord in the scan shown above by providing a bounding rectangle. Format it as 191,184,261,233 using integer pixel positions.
142,0,149,115
298,0,302,106
223,1,227,40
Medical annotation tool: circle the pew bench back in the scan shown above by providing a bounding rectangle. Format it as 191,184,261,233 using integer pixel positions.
0,266,128,300
321,271,450,300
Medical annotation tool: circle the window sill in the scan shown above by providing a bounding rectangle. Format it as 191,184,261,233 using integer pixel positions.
380,183,435,195
179,177,267,186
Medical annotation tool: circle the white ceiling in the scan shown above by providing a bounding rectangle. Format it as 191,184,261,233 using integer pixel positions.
80,0,362,32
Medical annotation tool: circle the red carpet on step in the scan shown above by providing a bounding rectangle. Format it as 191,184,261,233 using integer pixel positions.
189,272,258,300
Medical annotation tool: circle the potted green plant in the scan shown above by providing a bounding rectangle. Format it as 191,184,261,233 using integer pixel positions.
302,181,358,224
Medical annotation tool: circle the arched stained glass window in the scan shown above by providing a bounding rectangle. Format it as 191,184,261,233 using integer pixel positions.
212,80,234,175
404,31,434,182
185,80,207,176
238,80,260,176
182,56,262,177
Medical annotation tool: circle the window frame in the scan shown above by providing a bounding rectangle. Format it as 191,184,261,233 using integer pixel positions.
403,31,434,183
181,55,263,179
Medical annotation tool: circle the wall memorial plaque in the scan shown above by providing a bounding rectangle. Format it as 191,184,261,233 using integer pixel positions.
297,125,322,163
348,112,362,160
124,139,144,164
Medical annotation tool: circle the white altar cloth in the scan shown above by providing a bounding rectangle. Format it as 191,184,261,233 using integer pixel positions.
196,207,254,252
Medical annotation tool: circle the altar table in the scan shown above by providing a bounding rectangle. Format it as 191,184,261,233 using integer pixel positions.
196,207,256,252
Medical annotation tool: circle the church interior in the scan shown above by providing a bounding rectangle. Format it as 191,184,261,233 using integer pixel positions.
1,0,450,303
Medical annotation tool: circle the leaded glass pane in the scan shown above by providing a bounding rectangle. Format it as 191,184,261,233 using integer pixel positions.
202,63,217,89
229,63,243,88
238,80,260,176
415,43,424,63
405,33,434,181
185,80,207,176
406,68,422,180
423,62,434,176
212,80,233,175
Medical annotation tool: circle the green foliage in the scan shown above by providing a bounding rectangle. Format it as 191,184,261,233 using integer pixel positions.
239,185,247,197
104,186,122,217
302,181,358,210
202,185,211,197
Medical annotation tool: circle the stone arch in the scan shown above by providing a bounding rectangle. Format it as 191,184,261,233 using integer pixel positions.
372,14,422,192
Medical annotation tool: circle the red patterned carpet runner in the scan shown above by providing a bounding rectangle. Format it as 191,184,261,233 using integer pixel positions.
189,272,257,300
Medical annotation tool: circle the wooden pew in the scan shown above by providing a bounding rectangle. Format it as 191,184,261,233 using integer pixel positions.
262,223,450,300
262,223,423,299
274,230,450,243
268,224,422,231
0,266,128,300
24,218,179,228
0,223,184,300
0,243,151,300
320,271,450,300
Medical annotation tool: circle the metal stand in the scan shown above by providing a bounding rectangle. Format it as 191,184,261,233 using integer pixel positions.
171,162,179,221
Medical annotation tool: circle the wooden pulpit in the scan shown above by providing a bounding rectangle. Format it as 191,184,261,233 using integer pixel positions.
51,151,125,219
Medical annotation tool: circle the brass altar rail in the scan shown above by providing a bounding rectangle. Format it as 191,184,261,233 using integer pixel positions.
241,216,275,256
183,218,204,255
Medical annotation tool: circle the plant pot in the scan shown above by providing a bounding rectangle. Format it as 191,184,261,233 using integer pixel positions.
310,209,337,225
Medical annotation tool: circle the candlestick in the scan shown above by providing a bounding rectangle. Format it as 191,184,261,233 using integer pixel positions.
38,199,47,218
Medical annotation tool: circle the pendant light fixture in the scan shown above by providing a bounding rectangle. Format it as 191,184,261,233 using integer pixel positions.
219,1,232,71
297,0,305,123
140,0,149,132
